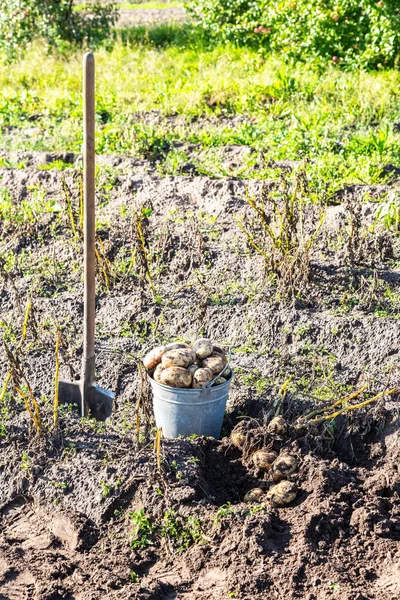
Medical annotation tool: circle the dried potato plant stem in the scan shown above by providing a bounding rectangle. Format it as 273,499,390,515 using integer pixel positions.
305,384,368,421
274,376,293,416
154,427,162,470
0,298,32,404
15,376,41,433
310,387,398,424
0,372,11,403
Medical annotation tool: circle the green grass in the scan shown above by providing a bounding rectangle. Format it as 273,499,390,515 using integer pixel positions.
1,23,400,189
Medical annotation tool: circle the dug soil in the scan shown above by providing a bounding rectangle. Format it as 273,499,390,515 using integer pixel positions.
0,152,399,599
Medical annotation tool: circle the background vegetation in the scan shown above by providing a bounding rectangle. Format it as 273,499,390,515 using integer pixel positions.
0,2,399,191
187,0,400,69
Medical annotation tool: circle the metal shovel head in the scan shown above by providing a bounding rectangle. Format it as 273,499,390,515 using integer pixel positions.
58,380,114,421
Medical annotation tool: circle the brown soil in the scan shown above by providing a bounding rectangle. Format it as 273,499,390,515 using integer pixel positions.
0,153,400,599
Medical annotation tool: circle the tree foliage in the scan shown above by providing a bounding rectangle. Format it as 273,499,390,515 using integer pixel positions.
0,0,118,58
186,0,400,68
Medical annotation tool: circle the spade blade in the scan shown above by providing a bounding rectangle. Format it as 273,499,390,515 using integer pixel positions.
58,380,114,422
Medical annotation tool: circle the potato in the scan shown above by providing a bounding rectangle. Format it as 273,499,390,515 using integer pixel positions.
268,416,287,436
213,377,227,386
165,342,191,351
222,366,231,379
159,367,192,388
193,338,213,360
153,363,164,383
143,345,166,371
192,367,214,389
187,364,199,376
252,450,278,472
162,348,196,369
244,488,265,503
230,430,247,450
270,455,298,482
266,481,297,507
212,345,226,357
202,353,227,376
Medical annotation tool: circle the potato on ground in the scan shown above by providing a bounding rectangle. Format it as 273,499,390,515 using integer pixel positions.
268,416,287,436
244,488,265,503
231,430,247,450
252,450,278,472
202,353,227,376
162,348,196,369
143,345,166,370
193,338,213,360
267,481,297,507
270,455,298,482
159,367,192,388
192,367,214,388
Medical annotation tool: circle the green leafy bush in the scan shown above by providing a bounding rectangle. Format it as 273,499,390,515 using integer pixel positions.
0,0,118,58
186,0,400,68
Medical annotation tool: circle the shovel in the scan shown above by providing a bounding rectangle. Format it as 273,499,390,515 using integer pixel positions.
58,53,114,421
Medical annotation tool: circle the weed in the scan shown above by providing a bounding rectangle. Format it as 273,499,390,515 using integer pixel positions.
214,502,234,526
100,479,112,497
376,193,400,232
129,508,155,549
161,509,203,552
129,570,140,583
21,452,31,471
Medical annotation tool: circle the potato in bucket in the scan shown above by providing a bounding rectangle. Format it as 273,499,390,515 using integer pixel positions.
145,339,233,438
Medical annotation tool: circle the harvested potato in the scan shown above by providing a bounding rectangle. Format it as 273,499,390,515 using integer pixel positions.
159,367,192,388
252,450,278,472
202,353,227,375
193,338,213,360
213,377,227,386
244,488,265,503
188,364,199,376
143,345,166,370
266,481,297,507
153,363,164,383
230,430,246,450
165,342,191,351
270,455,298,482
268,416,287,436
162,348,196,369
192,367,214,389
212,345,226,357
222,366,231,379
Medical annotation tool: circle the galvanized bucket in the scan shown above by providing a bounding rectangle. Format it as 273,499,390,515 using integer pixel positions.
149,371,234,439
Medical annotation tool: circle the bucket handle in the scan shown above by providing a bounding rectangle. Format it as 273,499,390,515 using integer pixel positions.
202,347,232,389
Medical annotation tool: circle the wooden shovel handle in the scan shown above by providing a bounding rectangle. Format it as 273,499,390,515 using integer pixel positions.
83,52,96,363
82,52,96,416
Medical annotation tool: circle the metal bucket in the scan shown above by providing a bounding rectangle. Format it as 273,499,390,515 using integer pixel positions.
149,371,234,439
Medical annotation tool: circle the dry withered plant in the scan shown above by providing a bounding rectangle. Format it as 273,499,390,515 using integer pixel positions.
129,201,157,299
344,193,394,271
236,169,325,302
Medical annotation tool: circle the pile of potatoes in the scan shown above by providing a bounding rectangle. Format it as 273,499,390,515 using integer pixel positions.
231,416,299,508
143,339,231,389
